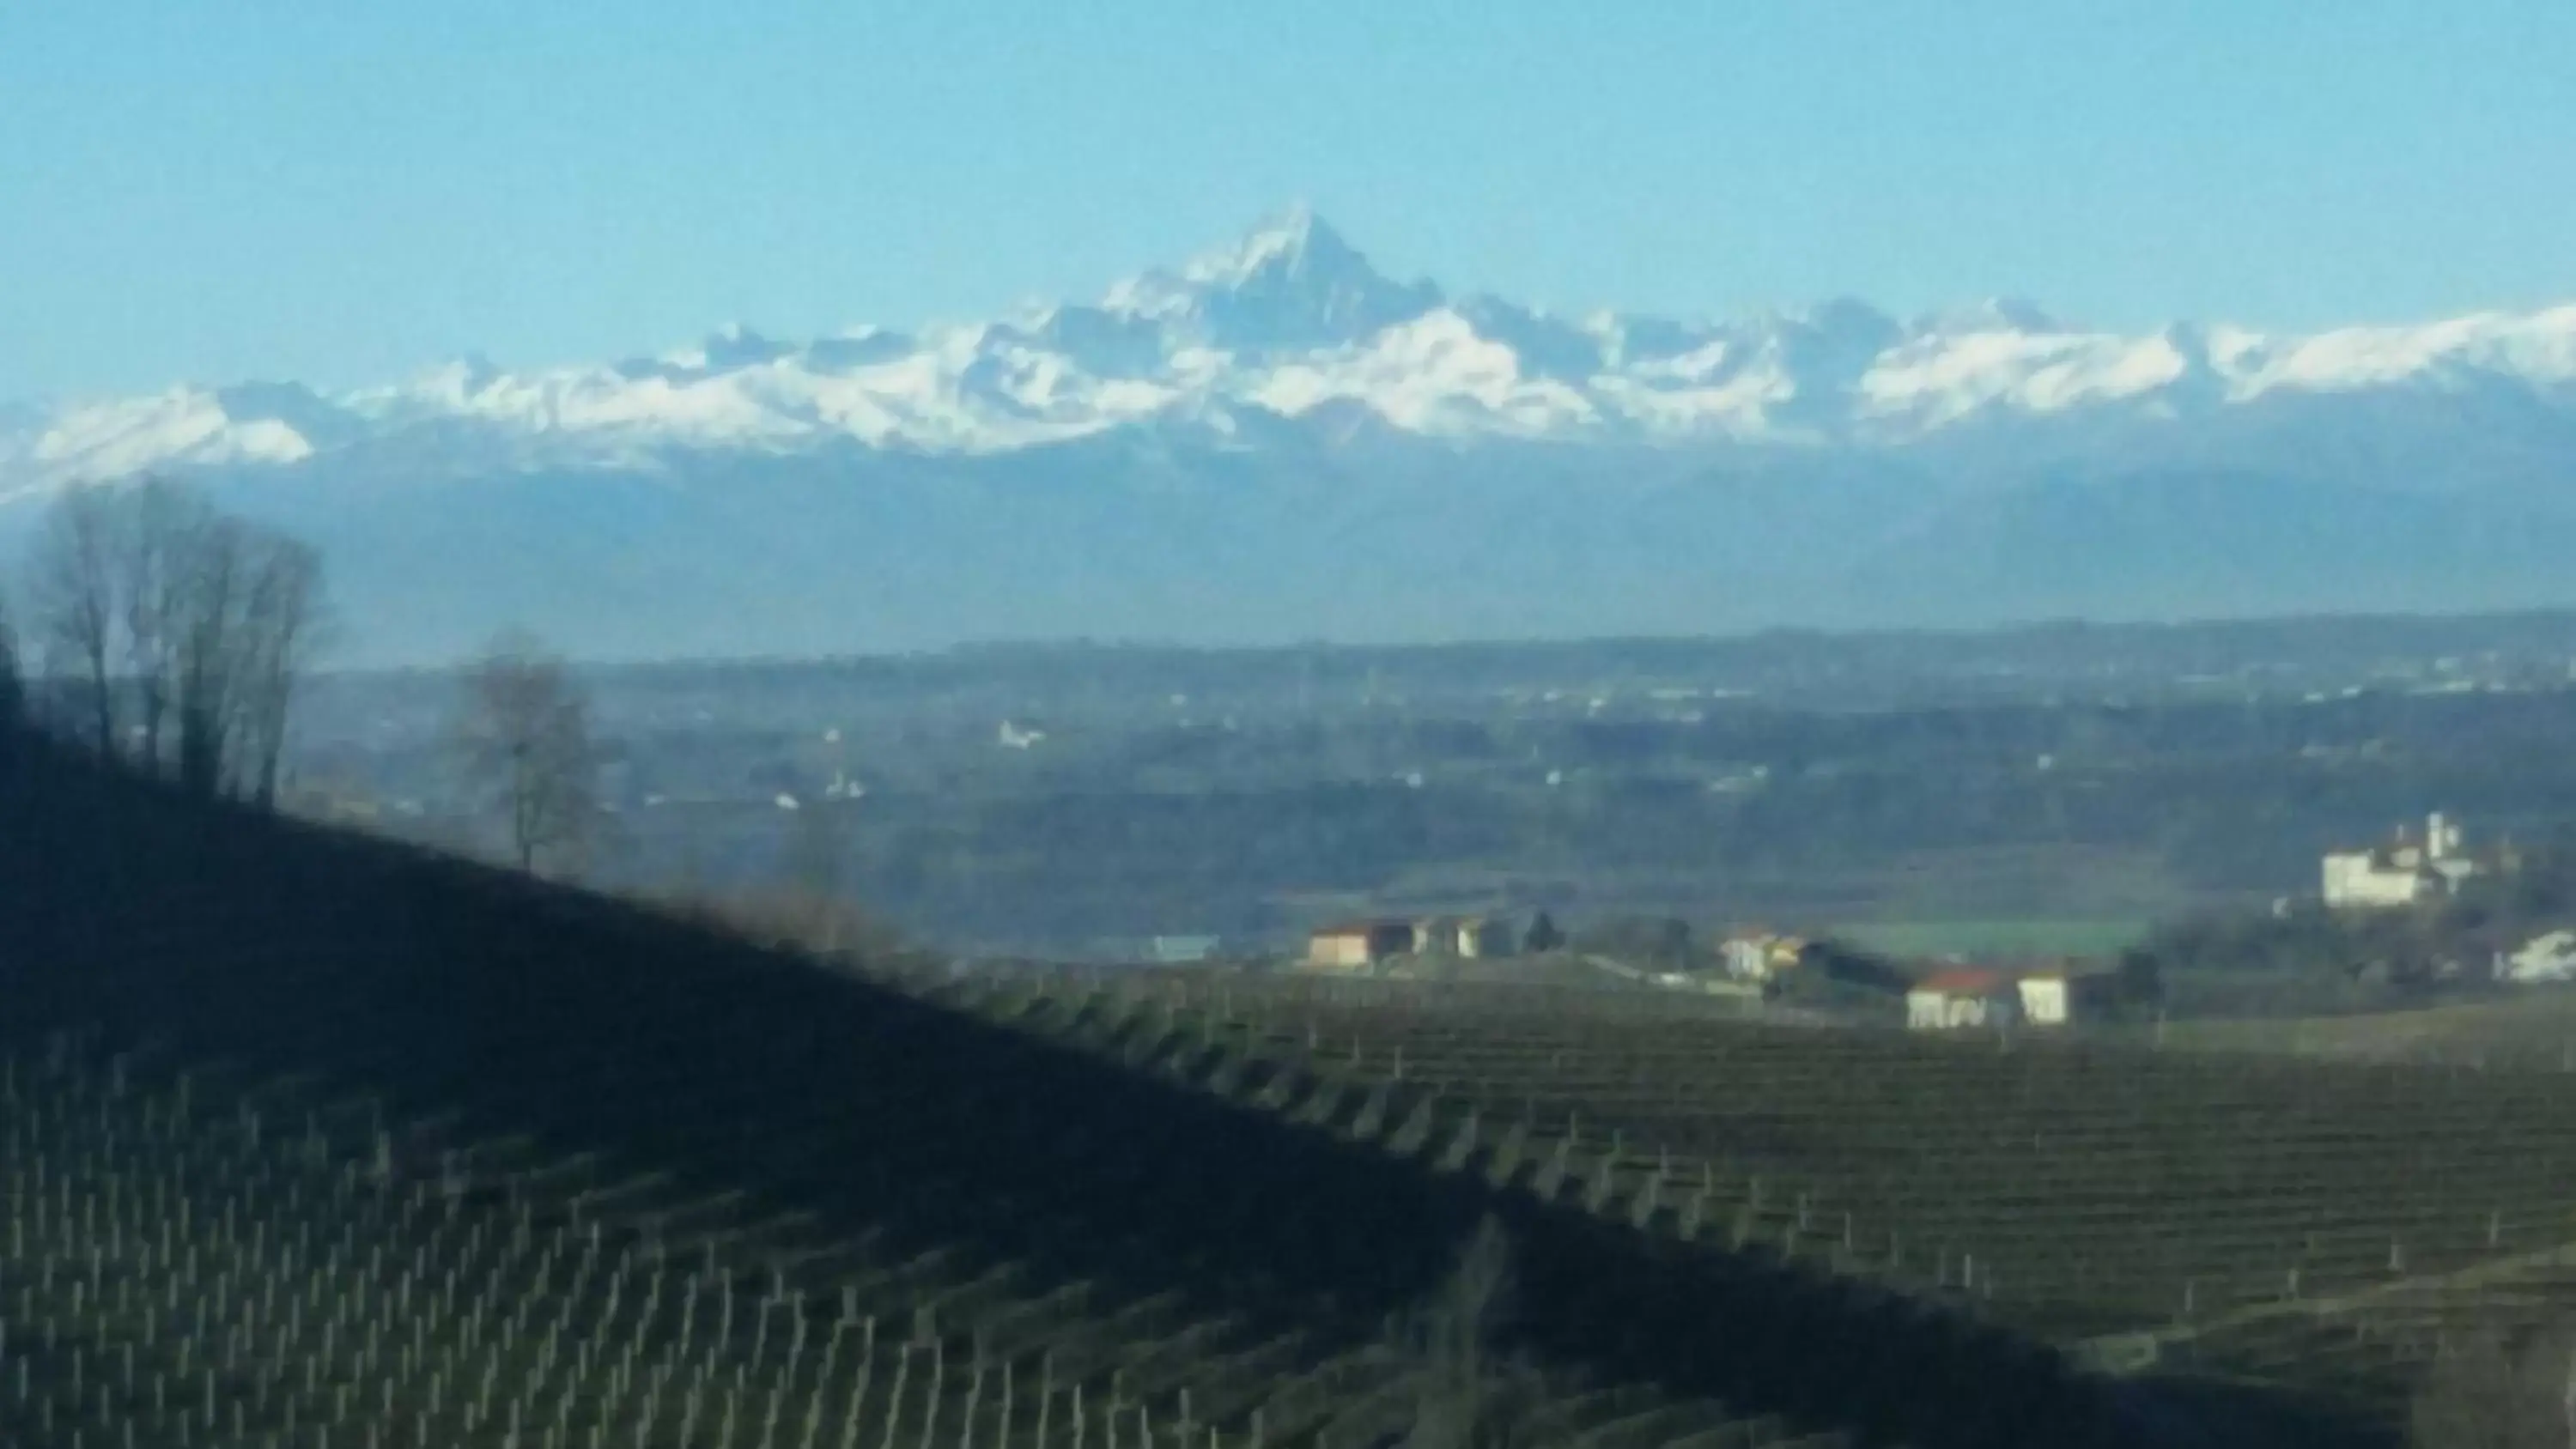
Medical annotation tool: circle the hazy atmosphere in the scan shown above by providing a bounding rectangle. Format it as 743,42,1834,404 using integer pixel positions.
4,9,2575,1448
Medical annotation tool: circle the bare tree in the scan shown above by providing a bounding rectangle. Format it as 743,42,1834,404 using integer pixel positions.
21,477,326,797
172,512,251,797
0,590,24,735
453,631,599,873
234,532,329,806
30,485,121,758
1396,1216,1540,1449
119,477,213,774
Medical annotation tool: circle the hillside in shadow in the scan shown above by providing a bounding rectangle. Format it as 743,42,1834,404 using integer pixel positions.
0,723,2364,1447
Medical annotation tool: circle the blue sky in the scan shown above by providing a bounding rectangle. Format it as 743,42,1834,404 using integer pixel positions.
4,2,2573,399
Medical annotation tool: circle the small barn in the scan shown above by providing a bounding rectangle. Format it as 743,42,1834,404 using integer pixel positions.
1906,970,2020,1030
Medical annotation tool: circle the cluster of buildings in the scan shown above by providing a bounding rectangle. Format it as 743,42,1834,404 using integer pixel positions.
1296,913,2106,1029
2321,812,2486,909
2312,811,2576,983
1265,809,2573,1028
1303,915,1518,970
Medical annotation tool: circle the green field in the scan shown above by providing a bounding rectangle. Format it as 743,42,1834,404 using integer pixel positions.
1834,916,2151,961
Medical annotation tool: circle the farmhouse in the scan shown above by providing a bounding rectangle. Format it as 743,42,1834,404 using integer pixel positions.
1304,919,1418,971
1906,970,2020,1030
2322,812,2480,910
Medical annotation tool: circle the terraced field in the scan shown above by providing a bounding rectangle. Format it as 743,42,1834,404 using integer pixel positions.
0,739,2160,1449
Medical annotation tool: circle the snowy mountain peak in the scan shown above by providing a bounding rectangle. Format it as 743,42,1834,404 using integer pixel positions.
1179,202,1335,286
1103,208,1443,352
5,210,2576,494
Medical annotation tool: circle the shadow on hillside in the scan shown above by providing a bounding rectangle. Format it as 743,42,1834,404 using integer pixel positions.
0,727,2379,1449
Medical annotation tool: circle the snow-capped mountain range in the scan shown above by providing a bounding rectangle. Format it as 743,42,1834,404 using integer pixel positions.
9,204,2576,488
5,208,2575,664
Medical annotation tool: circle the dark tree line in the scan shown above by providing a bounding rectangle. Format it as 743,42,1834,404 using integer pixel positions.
12,478,329,804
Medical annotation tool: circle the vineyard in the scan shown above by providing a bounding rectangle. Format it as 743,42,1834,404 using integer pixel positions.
7,1034,1879,1449
0,733,2543,1446
0,739,2154,1449
946,967,2576,1440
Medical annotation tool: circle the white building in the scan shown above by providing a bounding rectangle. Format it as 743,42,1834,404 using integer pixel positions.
2323,812,2477,909
2015,972,2071,1027
1722,935,1770,979
1720,931,1808,982
2502,930,2576,985
1906,972,2019,1030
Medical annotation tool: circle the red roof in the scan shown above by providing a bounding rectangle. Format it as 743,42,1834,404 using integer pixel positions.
1914,969,2008,996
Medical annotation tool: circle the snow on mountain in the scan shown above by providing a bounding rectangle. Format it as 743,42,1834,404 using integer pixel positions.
1859,327,2191,433
6,209,2576,493
1250,309,1600,437
1101,203,1445,349
2238,306,2576,397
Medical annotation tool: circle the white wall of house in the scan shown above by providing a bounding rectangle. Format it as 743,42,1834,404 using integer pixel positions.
1723,938,1771,979
2323,853,2433,908
1911,988,2020,1029
2018,976,2069,1025
2324,813,2482,909
1306,934,1372,970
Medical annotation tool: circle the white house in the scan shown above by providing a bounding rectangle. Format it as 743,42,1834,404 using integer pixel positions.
1721,930,1808,982
1906,971,2019,1030
2503,931,2576,985
2015,971,2071,1027
2323,812,2478,910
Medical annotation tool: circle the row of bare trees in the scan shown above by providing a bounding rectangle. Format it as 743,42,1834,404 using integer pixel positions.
15,478,330,803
